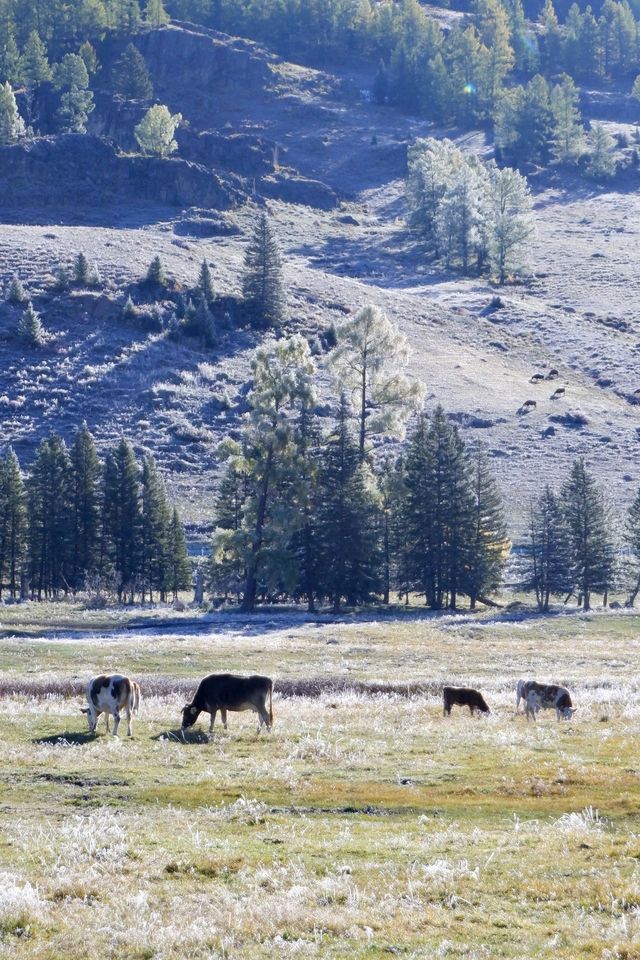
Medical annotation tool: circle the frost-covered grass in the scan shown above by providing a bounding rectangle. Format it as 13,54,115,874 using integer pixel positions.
1,610,640,957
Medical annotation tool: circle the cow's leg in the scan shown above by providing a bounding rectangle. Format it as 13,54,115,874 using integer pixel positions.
126,705,132,737
208,709,217,734
257,704,270,733
220,708,228,731
470,705,475,716
112,711,120,737
104,712,110,733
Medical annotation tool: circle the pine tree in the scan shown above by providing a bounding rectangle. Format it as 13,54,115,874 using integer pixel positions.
57,86,94,133
316,395,380,612
550,74,585,165
209,463,248,602
403,406,475,609
28,436,72,599
328,304,424,461
586,123,616,179
7,275,26,304
0,81,23,143
102,440,142,602
625,484,640,605
20,31,51,85
166,507,191,599
197,258,215,305
539,0,563,74
68,423,101,592
463,445,508,609
145,0,169,27
377,454,407,605
472,0,514,109
134,103,181,157
288,399,323,612
145,254,165,286
73,251,90,286
187,299,216,346
0,35,22,86
0,448,26,599
526,485,572,612
78,41,99,77
241,212,287,330
562,458,616,610
53,54,90,92
140,454,170,601
219,336,317,612
18,302,45,346
110,0,142,34
112,42,153,99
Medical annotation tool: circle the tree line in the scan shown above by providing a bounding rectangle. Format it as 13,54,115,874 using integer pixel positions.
209,306,640,615
0,1,629,177
208,308,510,612
0,425,191,602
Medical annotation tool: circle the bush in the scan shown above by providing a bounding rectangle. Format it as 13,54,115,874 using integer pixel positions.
7,275,26,304
73,251,90,286
51,267,70,292
145,255,165,287
18,303,45,346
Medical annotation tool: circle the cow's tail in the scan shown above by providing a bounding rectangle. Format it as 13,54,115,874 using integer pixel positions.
131,682,141,715
268,680,273,728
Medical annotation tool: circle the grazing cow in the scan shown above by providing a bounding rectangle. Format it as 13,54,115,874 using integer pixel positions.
551,387,566,399
181,673,273,735
547,369,559,380
443,686,490,716
82,674,141,737
530,373,545,383
523,681,575,721
522,399,537,409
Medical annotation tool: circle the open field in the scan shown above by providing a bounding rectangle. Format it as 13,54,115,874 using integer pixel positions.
0,609,639,958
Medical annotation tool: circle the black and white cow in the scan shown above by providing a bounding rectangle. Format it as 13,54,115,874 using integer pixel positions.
522,680,575,721
82,674,141,737
181,673,273,735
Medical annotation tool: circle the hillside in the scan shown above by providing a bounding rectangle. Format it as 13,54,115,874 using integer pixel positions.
2,21,640,542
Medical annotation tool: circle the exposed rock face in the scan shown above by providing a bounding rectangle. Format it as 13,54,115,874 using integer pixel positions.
99,23,275,131
0,135,245,209
260,172,339,210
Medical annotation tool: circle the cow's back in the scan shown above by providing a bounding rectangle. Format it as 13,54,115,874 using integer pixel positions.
197,673,271,707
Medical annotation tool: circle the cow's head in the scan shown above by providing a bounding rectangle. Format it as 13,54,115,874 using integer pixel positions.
180,703,200,731
80,706,97,732
563,706,577,719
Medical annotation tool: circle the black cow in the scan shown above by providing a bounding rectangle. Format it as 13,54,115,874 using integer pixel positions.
443,686,490,716
181,673,273,735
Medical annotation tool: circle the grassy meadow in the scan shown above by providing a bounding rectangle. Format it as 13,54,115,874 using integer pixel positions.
0,606,639,958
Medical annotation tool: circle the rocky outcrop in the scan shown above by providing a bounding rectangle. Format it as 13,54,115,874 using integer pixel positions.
259,172,339,210
0,135,246,210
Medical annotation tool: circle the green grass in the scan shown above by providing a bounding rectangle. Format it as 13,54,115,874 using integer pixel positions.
1,607,640,958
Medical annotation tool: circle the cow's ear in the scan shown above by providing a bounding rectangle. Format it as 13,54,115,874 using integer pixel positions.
190,706,197,715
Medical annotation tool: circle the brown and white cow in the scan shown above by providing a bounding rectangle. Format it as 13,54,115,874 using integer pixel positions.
81,674,141,737
443,686,490,716
522,681,575,721
181,673,273,735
